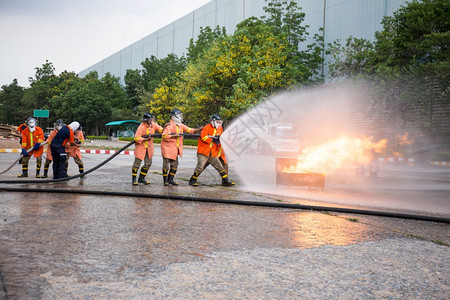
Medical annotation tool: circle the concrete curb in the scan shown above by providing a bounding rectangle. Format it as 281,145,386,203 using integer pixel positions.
378,157,414,164
0,146,197,155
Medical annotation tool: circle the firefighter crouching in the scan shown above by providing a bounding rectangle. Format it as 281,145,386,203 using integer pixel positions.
42,119,64,178
66,123,85,176
161,108,202,186
132,112,163,185
50,121,77,179
189,114,234,187
17,117,45,178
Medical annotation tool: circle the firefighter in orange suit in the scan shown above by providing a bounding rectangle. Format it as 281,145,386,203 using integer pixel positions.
203,146,229,175
16,120,28,165
42,119,64,178
17,117,45,178
132,112,163,185
66,122,85,176
17,121,27,145
161,108,201,186
189,114,234,186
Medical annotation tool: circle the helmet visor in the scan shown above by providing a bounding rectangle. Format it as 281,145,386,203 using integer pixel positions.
174,112,183,122
212,120,223,128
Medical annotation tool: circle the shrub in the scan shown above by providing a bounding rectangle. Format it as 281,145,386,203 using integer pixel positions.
86,135,108,140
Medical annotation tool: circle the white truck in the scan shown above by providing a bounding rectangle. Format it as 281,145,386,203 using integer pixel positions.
248,123,299,155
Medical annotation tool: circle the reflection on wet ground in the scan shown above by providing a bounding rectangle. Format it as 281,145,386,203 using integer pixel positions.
1,150,449,298
1,192,392,298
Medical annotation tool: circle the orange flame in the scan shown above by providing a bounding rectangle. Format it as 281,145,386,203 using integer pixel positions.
396,132,415,145
283,135,387,174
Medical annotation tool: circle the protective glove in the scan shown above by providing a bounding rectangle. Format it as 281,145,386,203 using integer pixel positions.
21,148,29,157
212,136,220,145
33,143,40,150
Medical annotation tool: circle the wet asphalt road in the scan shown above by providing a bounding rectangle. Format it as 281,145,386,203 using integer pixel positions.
0,142,449,298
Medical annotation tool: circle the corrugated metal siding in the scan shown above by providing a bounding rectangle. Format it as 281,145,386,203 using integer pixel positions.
78,0,410,83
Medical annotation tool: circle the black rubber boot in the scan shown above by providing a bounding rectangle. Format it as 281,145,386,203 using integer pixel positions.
163,168,169,186
18,164,28,178
42,160,51,178
189,172,200,186
132,168,138,186
36,163,41,178
138,167,150,185
167,169,178,186
220,170,235,186
78,163,85,178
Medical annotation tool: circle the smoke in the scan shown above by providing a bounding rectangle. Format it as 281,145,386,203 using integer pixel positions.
221,81,450,215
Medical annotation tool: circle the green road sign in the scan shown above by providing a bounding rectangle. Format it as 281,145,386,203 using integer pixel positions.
33,109,49,118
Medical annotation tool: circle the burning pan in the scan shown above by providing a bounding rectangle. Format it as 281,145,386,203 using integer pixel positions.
275,158,325,190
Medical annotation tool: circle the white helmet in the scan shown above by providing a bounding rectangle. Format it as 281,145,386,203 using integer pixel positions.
69,121,80,132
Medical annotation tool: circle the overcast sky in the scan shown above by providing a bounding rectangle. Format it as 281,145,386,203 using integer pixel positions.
0,0,211,88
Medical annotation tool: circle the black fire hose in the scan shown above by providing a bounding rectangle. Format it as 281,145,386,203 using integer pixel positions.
0,134,202,184
1,138,449,224
0,140,136,184
0,186,449,224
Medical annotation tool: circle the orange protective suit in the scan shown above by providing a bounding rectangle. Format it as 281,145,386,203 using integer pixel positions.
21,126,44,157
67,130,85,159
134,121,163,160
45,129,58,160
160,120,195,160
197,123,224,158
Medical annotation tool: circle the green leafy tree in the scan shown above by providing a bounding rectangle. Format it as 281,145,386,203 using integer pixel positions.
49,71,127,135
124,69,144,111
151,0,324,124
141,54,186,93
21,60,60,115
187,26,227,63
262,0,324,83
327,37,376,78
153,17,294,125
0,79,25,124
327,0,449,136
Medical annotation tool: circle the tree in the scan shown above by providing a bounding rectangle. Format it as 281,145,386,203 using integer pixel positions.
48,71,128,135
0,79,25,124
327,37,376,78
262,0,325,83
153,17,294,125
124,69,144,111
187,26,227,63
151,0,325,124
141,54,186,93
327,0,449,136
21,60,60,113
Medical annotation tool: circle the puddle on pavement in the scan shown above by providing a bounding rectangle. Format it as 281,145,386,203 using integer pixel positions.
0,192,390,298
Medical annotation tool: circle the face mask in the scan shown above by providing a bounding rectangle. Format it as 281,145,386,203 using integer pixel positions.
172,115,182,125
28,121,36,128
212,120,222,129
55,125,63,131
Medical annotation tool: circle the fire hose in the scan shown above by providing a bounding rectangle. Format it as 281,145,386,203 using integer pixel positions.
0,133,201,182
0,140,135,183
0,142,47,175
0,137,449,224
